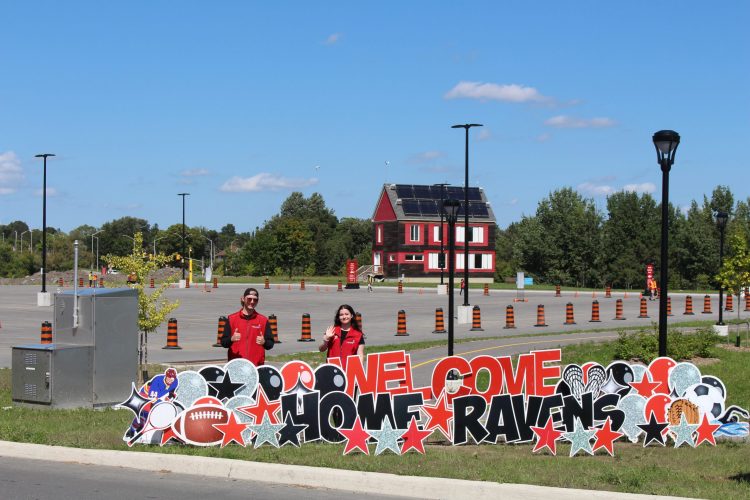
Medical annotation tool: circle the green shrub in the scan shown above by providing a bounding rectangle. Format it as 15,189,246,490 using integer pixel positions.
613,327,720,363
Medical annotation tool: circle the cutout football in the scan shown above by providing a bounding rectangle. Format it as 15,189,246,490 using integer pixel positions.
172,404,229,446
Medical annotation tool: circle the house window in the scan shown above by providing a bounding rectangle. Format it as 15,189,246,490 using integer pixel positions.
474,254,483,269
389,254,396,262
405,254,424,262
433,225,442,243
409,224,420,242
376,225,383,244
428,253,440,269
472,227,484,244
456,226,464,243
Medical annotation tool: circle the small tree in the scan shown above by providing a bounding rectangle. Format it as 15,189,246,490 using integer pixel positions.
103,232,179,382
717,231,750,339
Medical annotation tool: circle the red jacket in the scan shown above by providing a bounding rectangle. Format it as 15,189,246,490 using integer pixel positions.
325,326,364,368
221,309,274,365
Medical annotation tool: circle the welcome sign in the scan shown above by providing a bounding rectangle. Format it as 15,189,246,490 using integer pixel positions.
119,349,748,456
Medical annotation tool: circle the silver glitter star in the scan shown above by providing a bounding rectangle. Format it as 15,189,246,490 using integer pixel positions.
368,418,405,456
248,413,285,449
175,370,208,408
224,359,259,399
563,417,597,457
670,413,699,448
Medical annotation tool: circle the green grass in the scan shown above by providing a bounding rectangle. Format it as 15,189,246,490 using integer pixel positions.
1,340,748,498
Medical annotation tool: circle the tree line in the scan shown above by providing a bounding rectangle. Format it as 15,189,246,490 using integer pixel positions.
0,192,372,278
495,185,747,289
1,185,747,289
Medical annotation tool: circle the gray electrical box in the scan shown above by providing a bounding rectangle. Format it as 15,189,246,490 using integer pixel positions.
12,288,138,409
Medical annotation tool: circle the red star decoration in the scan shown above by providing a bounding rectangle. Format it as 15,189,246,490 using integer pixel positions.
213,411,249,447
629,374,660,398
236,387,281,424
160,426,182,446
401,417,432,454
421,391,453,440
530,417,564,455
593,418,624,456
338,416,371,455
695,414,721,446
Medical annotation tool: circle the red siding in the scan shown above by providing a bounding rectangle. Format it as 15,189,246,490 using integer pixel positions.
373,192,397,221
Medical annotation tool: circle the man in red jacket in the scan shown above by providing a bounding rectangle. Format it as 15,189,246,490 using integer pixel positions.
221,287,274,365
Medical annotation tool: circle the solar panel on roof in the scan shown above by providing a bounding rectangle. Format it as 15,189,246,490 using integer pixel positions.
419,199,439,215
402,199,421,215
469,203,489,217
446,187,463,199
395,185,414,199
467,188,482,201
412,185,432,198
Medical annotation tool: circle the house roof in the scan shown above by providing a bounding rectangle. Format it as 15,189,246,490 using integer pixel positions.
372,183,496,223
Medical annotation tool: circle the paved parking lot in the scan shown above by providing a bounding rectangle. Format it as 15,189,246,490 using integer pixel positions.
0,282,742,368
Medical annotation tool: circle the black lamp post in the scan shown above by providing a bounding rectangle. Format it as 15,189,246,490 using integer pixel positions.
443,198,461,357
451,124,482,306
178,193,190,280
652,130,680,357
716,211,729,326
35,153,55,295
434,183,449,285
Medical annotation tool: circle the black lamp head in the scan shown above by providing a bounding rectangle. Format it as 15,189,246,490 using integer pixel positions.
652,130,680,166
442,198,461,224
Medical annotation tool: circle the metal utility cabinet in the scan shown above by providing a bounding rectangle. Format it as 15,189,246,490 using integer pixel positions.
12,288,138,408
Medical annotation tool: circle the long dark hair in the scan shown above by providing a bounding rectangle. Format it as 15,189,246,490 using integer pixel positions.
333,304,360,331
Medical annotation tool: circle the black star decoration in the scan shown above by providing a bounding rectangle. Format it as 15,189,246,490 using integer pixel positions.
207,371,245,401
278,412,308,447
637,413,669,447
117,382,151,417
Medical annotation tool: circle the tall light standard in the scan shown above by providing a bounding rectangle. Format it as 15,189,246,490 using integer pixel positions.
434,183,449,285
91,229,103,269
178,193,190,280
443,198,461,357
451,124,482,307
653,130,680,357
35,153,55,296
201,234,214,270
715,211,729,326
152,234,169,257
20,230,30,251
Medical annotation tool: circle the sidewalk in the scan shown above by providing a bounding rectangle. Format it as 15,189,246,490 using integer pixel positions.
0,441,689,500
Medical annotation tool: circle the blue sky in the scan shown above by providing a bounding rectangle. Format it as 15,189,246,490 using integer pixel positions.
1,2,748,232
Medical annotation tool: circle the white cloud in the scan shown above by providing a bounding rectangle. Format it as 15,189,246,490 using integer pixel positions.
220,173,319,192
578,182,615,196
181,168,209,177
623,182,656,194
323,33,342,45
0,151,23,195
444,81,549,103
34,187,58,197
544,115,616,128
408,151,446,164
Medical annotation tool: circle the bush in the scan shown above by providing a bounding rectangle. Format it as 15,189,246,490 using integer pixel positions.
613,327,720,363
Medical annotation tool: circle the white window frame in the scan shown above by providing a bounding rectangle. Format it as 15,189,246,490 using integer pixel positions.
456,226,465,243
409,224,420,242
472,227,484,244
433,225,441,243
376,225,383,244
405,254,424,262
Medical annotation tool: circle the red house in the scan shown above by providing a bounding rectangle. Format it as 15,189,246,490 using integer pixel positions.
371,184,496,282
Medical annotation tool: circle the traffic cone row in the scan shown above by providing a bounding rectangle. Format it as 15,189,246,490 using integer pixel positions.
264,277,270,289
483,284,489,296
397,281,403,294
590,300,601,322
667,297,673,317
213,277,218,289
702,295,712,314
614,299,625,320
150,278,155,289
298,313,313,342
564,303,576,325
555,285,561,297
637,297,649,318
504,305,516,329
337,280,343,292
725,294,734,312
300,279,305,291
355,312,363,334
269,314,280,343
745,293,750,312
535,305,547,327
605,286,612,298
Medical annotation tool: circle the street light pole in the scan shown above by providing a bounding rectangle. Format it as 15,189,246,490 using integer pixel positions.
35,153,55,294
653,130,680,357
178,193,190,280
443,198,461,357
434,183,449,285
201,234,214,270
91,229,103,270
716,211,729,326
451,124,482,307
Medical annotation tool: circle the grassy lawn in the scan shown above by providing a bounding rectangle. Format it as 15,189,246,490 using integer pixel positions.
0,338,748,498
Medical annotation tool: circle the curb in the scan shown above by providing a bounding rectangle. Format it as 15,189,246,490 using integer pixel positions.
0,441,688,500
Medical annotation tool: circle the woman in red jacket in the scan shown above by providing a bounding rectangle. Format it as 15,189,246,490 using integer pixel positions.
319,304,364,367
